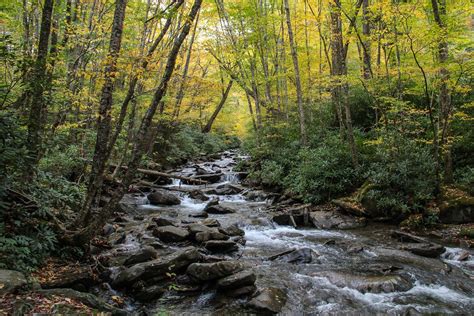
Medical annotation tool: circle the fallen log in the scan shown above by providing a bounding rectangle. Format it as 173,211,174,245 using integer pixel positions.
81,159,208,185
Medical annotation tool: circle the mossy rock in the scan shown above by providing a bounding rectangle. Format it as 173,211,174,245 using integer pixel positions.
439,187,474,224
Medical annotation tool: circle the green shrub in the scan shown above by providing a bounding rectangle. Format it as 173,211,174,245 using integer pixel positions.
364,137,437,215
286,134,361,203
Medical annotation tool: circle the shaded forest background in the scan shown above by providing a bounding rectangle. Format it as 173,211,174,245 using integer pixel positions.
0,0,473,272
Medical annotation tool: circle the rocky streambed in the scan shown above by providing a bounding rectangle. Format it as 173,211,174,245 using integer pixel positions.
2,150,474,315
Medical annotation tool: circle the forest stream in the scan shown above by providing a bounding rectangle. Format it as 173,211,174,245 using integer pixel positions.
86,150,474,315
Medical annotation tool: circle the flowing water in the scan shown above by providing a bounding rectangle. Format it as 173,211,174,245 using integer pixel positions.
102,150,474,315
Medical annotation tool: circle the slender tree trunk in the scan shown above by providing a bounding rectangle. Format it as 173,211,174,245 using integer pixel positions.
79,0,127,226
362,0,372,79
26,0,55,169
330,0,358,167
173,9,199,119
202,80,233,133
284,0,307,145
431,0,452,183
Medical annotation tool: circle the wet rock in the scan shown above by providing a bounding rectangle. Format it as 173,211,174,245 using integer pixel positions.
404,243,446,258
187,223,213,235
347,243,364,254
201,218,221,227
204,240,239,253
268,248,313,264
153,217,179,227
204,204,235,214
0,269,27,294
217,270,256,290
272,213,291,225
225,285,257,298
147,190,181,205
458,251,470,261
124,246,158,266
215,183,243,195
195,231,229,242
113,247,200,287
309,211,367,229
133,215,144,221
134,285,166,302
322,271,412,294
189,211,208,218
186,261,244,281
147,241,167,250
102,224,115,236
153,225,190,242
189,190,209,201
247,287,287,314
231,236,247,245
219,224,245,237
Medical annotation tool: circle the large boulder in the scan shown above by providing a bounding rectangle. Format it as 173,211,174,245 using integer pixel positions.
147,190,181,205
204,240,239,253
113,247,200,287
124,246,158,266
268,248,313,264
186,261,243,282
189,190,209,201
247,287,287,314
195,231,229,242
153,217,179,227
219,224,245,237
204,204,235,214
215,183,243,195
439,188,474,224
187,223,213,235
0,269,27,295
153,226,190,242
404,243,446,258
216,270,256,290
321,271,412,294
309,211,367,229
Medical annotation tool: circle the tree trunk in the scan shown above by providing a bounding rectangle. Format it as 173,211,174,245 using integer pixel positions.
284,0,307,146
330,0,358,167
26,0,55,169
202,80,233,133
79,0,127,226
173,9,200,119
362,0,372,79
431,0,452,183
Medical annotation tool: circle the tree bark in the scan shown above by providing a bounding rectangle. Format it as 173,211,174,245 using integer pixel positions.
79,0,127,226
284,0,307,145
173,9,200,119
362,0,372,79
202,79,233,133
431,0,452,183
330,0,358,167
26,0,55,169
